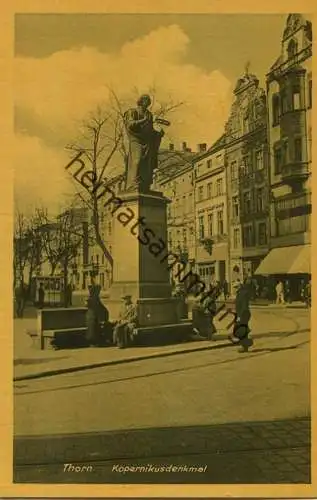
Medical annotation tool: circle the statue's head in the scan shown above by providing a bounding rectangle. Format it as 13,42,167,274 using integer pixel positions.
137,94,151,109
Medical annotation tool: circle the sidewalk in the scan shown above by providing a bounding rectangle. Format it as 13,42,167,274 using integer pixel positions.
14,335,232,382
14,305,309,381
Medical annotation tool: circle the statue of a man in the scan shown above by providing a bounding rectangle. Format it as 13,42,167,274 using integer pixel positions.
124,94,165,193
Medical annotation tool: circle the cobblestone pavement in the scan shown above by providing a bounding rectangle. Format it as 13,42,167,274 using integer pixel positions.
14,417,310,483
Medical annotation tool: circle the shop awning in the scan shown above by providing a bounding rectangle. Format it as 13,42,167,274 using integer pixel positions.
289,245,311,274
254,245,311,275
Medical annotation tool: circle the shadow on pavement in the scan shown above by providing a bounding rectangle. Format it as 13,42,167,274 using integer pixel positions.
14,356,70,366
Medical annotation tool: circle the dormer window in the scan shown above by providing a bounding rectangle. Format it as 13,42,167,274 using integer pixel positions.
287,38,297,59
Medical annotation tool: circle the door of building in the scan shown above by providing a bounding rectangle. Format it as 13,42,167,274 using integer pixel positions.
219,261,226,284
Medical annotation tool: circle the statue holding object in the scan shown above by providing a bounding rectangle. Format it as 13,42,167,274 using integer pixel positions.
123,94,170,193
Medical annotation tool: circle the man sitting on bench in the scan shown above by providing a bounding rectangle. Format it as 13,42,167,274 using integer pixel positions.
113,295,138,349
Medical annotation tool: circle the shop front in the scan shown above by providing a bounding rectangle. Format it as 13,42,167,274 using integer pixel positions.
254,244,311,301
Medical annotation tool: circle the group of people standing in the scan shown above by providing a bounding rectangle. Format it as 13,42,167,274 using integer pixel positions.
275,279,311,306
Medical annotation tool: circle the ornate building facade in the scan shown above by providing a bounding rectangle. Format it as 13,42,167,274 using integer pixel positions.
256,14,312,294
225,69,270,285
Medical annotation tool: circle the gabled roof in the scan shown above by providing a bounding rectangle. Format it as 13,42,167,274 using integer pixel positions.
283,14,306,41
269,55,283,71
156,148,197,183
194,133,226,162
208,133,226,153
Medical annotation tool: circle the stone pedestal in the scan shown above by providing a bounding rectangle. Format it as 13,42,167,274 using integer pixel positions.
106,190,181,326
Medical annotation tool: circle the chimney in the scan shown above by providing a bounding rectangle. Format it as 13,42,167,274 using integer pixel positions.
182,141,187,151
198,143,207,153
169,143,174,151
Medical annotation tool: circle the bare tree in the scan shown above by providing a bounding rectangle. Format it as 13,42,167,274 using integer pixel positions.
65,89,183,279
14,211,30,289
13,209,46,293
35,207,85,305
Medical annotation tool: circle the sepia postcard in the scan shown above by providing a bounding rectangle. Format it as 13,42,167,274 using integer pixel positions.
0,0,316,498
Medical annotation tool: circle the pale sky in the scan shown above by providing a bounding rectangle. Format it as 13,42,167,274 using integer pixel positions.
14,13,289,213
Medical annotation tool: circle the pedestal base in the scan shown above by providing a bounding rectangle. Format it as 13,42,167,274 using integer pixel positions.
104,296,181,326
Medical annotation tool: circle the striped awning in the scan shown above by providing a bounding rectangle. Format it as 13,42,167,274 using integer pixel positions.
254,245,311,275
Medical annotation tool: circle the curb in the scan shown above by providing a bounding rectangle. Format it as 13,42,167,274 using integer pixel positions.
250,304,308,310
14,340,232,382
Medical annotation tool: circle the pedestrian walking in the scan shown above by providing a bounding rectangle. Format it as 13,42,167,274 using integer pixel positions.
284,279,291,303
305,280,311,308
201,288,218,340
228,279,253,353
113,295,138,348
275,280,285,305
38,282,45,309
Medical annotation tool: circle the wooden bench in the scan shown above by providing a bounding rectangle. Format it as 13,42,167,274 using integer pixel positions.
27,308,89,350
27,308,194,350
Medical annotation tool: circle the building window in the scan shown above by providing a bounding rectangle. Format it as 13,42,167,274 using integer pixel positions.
256,188,265,212
232,196,239,218
243,225,253,247
183,228,187,247
282,140,289,165
208,213,213,236
233,228,240,249
216,178,223,196
280,89,288,114
243,191,252,214
287,38,297,59
198,216,205,240
217,210,224,235
198,186,204,202
258,222,267,245
243,155,251,175
207,182,213,198
243,115,249,134
188,193,193,212
255,149,264,170
207,159,212,169
294,137,302,162
308,78,312,108
292,85,301,110
168,231,172,246
274,146,282,174
231,161,238,180
183,195,187,213
272,94,280,126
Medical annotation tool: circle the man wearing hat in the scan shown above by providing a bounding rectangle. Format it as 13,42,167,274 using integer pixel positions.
113,295,138,348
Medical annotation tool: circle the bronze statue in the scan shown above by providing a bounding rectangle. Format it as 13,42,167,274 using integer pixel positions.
123,94,168,193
